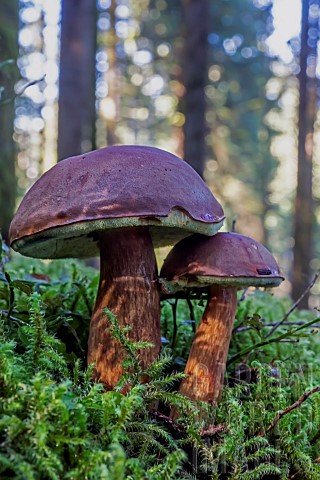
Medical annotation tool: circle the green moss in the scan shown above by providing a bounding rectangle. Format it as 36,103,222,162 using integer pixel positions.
1,245,320,479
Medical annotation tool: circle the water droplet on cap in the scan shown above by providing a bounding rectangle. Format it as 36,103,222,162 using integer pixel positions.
201,212,214,221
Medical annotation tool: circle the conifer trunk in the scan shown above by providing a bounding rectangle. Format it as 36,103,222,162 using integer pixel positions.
182,0,209,178
58,0,97,160
0,0,18,242
292,0,318,308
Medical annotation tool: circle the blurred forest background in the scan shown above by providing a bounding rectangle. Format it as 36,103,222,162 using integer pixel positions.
0,0,319,308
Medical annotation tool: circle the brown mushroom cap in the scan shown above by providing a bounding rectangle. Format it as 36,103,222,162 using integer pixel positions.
9,146,224,258
160,232,284,289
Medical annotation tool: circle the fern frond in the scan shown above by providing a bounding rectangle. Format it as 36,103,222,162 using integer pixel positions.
236,462,282,479
146,449,187,479
128,421,179,451
143,349,174,378
147,373,187,391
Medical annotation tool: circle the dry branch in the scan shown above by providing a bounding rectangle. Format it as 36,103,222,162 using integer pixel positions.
258,385,320,436
265,273,319,338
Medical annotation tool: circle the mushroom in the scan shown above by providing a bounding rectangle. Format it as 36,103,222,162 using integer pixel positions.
160,232,284,405
9,145,224,389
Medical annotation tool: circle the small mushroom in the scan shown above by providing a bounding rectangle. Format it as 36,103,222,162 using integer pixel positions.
160,232,284,405
9,145,224,389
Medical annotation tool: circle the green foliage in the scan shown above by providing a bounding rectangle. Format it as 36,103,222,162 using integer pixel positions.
0,252,202,479
230,290,320,365
1,253,99,363
200,361,320,479
0,296,195,479
161,298,204,369
1,249,320,478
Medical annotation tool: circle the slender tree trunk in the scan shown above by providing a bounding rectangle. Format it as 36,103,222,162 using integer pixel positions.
58,0,97,160
292,0,318,308
182,0,209,177
0,0,19,242
105,0,120,145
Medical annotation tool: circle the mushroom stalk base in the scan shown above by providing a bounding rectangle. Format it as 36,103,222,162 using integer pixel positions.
87,227,161,389
175,285,237,409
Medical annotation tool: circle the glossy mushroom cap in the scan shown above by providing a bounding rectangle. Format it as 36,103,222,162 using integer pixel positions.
10,146,224,258
160,232,284,289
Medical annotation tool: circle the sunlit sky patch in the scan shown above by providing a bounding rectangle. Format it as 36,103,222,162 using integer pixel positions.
18,0,303,83
16,0,304,180
267,0,301,62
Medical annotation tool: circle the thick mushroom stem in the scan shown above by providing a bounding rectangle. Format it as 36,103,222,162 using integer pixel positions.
176,285,237,407
87,227,161,389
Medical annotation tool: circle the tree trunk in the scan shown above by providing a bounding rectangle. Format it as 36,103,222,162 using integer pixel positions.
87,227,161,389
182,0,209,178
105,0,120,146
58,0,97,161
292,0,318,308
0,0,19,243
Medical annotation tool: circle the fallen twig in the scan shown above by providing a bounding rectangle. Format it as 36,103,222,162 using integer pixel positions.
186,296,196,333
228,316,320,365
150,410,185,435
170,298,179,350
258,385,320,436
234,321,320,334
200,423,227,438
0,77,46,107
237,287,248,305
265,273,319,339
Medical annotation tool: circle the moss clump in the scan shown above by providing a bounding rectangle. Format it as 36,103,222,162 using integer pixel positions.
1,243,320,479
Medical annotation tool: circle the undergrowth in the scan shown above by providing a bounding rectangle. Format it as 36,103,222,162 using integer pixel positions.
1,242,320,479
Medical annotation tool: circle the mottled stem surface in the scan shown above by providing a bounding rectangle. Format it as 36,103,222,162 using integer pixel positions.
177,285,237,405
87,227,161,389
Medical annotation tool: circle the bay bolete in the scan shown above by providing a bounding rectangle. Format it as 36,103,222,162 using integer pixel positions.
9,145,224,388
160,232,284,405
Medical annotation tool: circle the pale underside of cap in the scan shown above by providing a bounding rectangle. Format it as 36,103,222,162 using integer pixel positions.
160,273,283,294
11,210,224,259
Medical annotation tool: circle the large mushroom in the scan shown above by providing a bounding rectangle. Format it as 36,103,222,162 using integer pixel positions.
160,232,284,405
9,145,224,389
